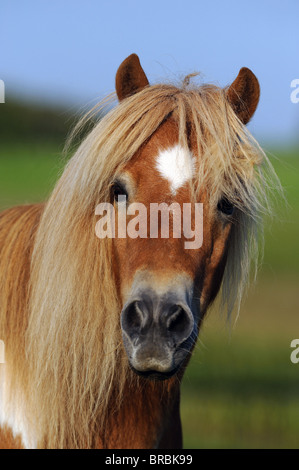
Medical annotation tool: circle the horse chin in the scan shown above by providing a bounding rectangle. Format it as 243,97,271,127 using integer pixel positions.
129,363,180,381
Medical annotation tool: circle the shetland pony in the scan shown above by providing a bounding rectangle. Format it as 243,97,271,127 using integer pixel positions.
0,54,278,448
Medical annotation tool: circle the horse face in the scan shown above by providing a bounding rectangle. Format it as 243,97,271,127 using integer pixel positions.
112,119,233,380
112,54,260,380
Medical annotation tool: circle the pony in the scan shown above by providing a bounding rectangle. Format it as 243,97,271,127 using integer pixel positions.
0,54,279,448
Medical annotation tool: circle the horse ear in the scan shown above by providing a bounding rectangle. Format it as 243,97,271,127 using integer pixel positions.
115,54,149,101
226,67,260,124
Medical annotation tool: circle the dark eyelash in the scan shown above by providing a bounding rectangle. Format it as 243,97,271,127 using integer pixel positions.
111,181,128,202
217,197,234,216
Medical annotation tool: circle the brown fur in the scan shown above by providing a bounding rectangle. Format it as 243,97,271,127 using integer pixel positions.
0,205,43,448
0,424,24,449
113,119,233,317
0,204,43,369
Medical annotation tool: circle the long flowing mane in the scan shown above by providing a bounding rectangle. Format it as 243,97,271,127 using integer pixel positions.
3,79,279,448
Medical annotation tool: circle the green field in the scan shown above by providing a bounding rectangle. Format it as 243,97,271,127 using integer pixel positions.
0,140,298,449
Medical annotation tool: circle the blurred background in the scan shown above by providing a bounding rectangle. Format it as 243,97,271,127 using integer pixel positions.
0,0,298,449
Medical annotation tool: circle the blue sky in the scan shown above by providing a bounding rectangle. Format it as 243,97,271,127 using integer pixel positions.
1,0,298,146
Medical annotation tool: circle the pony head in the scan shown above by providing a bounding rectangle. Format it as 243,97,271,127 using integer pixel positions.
108,54,261,380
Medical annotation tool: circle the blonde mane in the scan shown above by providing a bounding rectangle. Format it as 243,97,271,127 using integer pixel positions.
21,80,279,448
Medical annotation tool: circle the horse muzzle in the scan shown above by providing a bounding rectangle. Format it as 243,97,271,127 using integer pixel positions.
120,280,195,380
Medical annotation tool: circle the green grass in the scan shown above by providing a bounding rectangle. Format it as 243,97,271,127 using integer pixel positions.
0,142,298,449
0,142,65,210
181,392,299,448
262,148,299,275
180,272,299,448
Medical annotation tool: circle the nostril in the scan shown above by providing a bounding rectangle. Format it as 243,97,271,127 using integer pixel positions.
127,301,142,329
166,306,184,331
166,305,193,342
122,301,147,335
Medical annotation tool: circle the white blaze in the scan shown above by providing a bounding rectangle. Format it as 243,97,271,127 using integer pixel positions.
155,144,196,194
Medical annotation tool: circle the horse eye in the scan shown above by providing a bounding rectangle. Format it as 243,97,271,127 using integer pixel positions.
217,197,234,216
111,182,128,202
